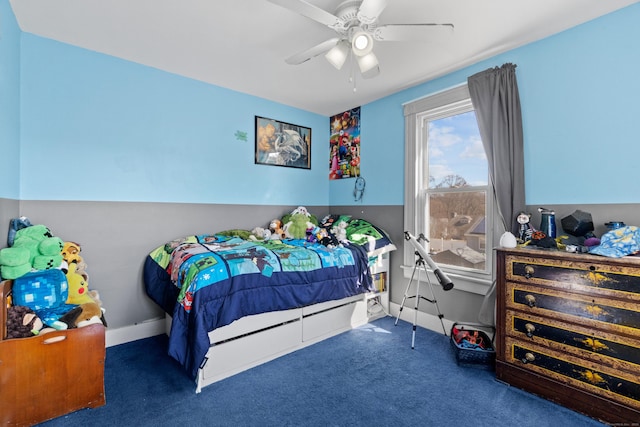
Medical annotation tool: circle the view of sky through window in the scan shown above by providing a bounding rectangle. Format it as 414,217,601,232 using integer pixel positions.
427,111,487,188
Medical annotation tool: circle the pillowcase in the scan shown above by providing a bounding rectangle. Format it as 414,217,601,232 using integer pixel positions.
344,218,396,256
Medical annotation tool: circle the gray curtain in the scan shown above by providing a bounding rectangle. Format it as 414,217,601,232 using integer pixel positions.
468,63,525,326
468,63,525,234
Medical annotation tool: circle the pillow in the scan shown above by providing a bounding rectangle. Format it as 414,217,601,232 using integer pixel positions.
344,218,396,257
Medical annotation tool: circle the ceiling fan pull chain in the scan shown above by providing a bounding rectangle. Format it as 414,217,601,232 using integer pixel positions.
349,52,357,92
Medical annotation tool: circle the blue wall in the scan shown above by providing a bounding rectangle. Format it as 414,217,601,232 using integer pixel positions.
0,0,21,199
8,3,640,207
18,35,329,206
331,3,640,206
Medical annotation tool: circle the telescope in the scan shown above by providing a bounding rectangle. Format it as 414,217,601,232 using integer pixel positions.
404,231,454,291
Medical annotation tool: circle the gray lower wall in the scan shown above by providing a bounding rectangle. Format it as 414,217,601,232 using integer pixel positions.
12,201,329,329
0,198,19,245
3,200,638,332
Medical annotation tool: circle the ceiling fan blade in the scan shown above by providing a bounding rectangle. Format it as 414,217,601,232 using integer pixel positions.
285,38,340,65
357,0,387,24
374,23,454,41
267,0,341,28
357,0,388,24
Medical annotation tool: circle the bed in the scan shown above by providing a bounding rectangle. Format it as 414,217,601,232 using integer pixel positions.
143,215,395,392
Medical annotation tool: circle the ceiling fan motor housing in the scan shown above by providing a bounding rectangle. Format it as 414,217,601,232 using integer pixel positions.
330,1,379,37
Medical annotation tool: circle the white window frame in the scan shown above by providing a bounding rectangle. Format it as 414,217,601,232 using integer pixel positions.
403,84,496,295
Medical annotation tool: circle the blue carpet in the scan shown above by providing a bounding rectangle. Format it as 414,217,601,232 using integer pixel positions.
38,316,605,426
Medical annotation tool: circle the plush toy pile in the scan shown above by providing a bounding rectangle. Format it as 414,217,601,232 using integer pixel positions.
2,218,107,338
222,207,358,249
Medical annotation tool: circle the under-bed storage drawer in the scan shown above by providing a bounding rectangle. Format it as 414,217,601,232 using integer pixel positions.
302,296,367,342
202,318,302,381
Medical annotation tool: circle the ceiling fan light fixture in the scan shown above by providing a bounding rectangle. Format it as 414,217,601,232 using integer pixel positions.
356,52,378,74
351,31,373,56
324,40,350,70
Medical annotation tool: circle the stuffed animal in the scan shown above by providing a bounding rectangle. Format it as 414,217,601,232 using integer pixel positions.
61,241,84,267
249,227,272,241
12,268,74,330
6,305,52,338
0,247,32,280
66,262,96,305
317,228,339,248
330,220,349,244
7,216,32,247
305,225,321,243
0,225,64,279
216,229,253,240
59,302,106,329
282,206,318,239
269,219,286,240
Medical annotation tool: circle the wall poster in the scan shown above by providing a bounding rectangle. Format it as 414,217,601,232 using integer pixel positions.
255,116,311,169
329,107,360,179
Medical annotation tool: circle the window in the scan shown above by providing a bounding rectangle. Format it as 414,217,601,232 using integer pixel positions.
404,85,494,292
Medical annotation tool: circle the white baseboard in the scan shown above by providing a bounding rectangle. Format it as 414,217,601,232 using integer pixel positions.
105,317,166,347
389,301,453,336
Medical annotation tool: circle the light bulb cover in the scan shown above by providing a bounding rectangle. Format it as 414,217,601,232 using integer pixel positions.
351,31,373,56
356,52,378,73
324,40,350,70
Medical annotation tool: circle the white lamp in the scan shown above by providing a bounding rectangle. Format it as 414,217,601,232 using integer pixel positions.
351,31,373,56
356,52,379,75
324,40,350,70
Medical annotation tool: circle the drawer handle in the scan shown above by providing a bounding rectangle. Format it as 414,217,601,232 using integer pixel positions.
525,323,536,338
524,265,535,279
524,294,536,308
521,352,536,364
43,336,66,344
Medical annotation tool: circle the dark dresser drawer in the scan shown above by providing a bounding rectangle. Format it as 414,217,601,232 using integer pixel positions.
506,282,640,338
506,311,640,374
505,337,640,411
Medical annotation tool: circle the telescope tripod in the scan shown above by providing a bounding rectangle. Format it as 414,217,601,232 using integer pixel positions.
394,253,447,349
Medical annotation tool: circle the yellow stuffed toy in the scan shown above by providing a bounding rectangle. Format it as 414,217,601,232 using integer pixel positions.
65,262,96,305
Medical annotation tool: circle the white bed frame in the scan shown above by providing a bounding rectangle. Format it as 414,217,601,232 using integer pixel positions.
166,293,379,393
166,253,390,393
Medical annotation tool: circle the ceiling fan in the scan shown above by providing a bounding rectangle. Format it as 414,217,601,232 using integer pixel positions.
268,0,454,79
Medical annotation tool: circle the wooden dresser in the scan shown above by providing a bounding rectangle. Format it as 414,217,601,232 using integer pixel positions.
496,247,640,424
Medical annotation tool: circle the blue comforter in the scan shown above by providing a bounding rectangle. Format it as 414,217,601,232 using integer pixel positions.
143,234,373,379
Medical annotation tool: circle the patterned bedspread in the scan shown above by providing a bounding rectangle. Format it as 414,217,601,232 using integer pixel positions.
143,234,373,379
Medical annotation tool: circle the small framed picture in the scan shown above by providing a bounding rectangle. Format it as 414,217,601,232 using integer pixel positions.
255,116,311,169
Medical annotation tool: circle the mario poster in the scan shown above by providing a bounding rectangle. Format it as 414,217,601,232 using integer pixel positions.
329,107,360,180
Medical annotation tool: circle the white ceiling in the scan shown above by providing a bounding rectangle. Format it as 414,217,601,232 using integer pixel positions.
9,0,639,116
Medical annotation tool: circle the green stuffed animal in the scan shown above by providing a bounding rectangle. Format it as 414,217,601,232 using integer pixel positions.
282,206,318,239
0,225,64,280
0,247,32,280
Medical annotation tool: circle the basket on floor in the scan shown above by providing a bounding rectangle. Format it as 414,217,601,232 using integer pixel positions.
449,322,495,369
